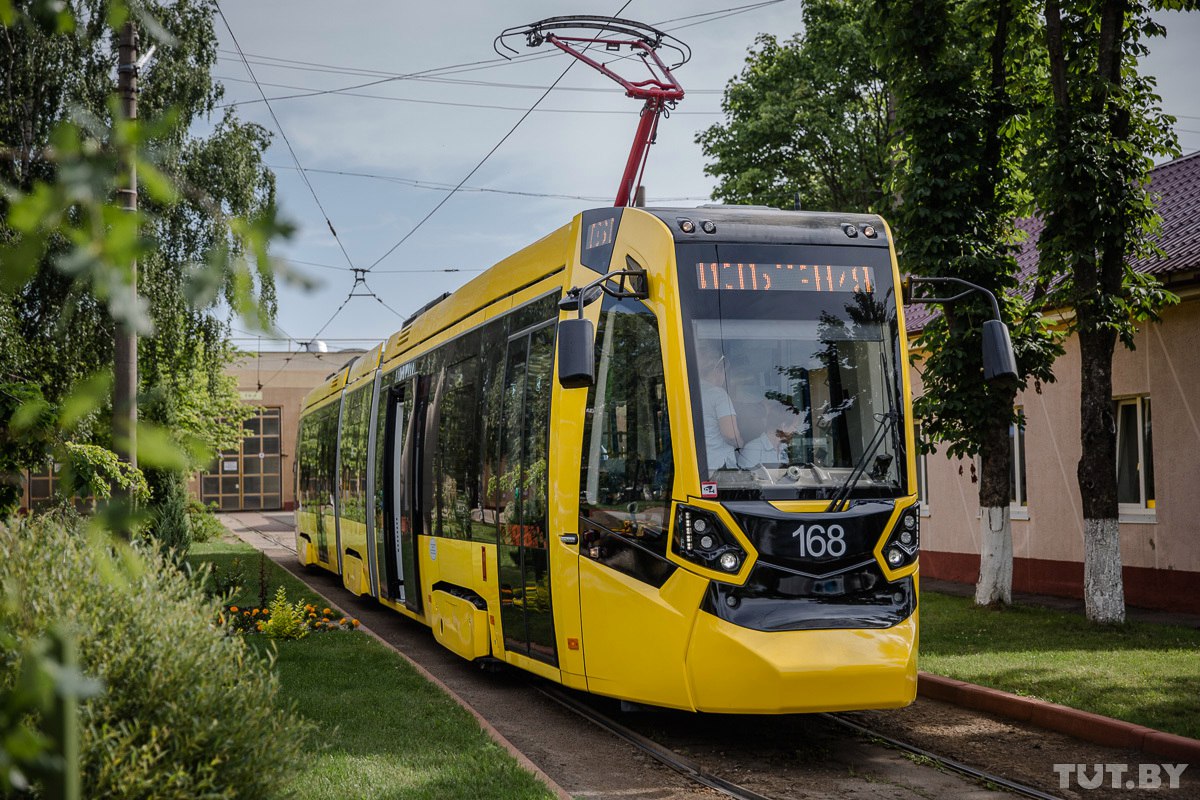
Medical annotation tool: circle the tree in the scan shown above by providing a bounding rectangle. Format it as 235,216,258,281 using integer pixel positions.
875,0,1062,605
1029,0,1183,623
696,0,892,212
0,0,281,513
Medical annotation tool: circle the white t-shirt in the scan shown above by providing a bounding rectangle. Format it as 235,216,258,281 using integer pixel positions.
738,433,783,467
700,382,738,472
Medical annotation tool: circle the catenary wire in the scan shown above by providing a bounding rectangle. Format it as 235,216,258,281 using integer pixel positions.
266,164,710,203
215,2,358,271
212,0,784,110
365,0,637,272
213,74,721,114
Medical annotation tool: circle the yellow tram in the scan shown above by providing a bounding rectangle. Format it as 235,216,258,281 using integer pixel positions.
295,205,922,713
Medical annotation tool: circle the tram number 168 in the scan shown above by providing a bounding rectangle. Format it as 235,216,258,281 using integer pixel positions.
791,524,847,558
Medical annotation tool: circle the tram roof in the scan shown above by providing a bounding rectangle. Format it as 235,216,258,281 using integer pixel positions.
643,206,892,248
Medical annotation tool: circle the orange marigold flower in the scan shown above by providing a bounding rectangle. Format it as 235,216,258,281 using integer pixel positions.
252,609,259,616
243,611,250,617
322,607,331,615
351,619,360,627
339,617,347,625
229,606,239,613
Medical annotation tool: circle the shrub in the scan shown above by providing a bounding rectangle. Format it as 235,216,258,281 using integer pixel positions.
143,468,192,561
0,516,311,799
258,587,309,640
187,499,225,543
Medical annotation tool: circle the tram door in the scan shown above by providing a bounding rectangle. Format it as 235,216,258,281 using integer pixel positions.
497,322,558,665
380,377,422,612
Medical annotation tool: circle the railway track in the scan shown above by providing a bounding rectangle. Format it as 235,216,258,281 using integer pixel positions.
535,683,1064,800
231,517,1068,800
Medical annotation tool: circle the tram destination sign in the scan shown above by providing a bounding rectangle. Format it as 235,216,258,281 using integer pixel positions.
696,262,875,294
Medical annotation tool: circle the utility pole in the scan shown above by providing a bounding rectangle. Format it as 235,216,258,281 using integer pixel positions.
113,21,138,509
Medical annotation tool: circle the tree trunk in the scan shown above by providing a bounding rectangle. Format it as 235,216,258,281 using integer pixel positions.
976,413,1013,605
1077,327,1125,623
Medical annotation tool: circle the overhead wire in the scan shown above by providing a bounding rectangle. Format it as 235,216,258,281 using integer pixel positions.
213,74,721,114
212,0,786,111
366,0,637,271
227,0,786,337
215,50,565,110
266,164,709,203
215,2,357,272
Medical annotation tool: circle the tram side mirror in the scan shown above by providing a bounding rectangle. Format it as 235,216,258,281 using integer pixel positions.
982,319,1018,382
558,317,595,389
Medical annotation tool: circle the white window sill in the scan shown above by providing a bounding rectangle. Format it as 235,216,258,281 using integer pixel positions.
1010,507,1030,521
919,505,930,518
1118,511,1157,525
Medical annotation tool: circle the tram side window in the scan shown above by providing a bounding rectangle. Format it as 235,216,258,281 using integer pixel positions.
298,414,320,510
433,354,486,541
478,317,509,542
319,404,339,510
338,385,372,523
580,298,674,555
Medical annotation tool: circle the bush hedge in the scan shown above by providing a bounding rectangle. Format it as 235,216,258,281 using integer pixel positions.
0,516,311,799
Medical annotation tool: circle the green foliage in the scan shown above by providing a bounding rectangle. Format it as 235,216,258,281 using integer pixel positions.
0,0,292,505
873,0,1063,507
259,587,309,641
186,498,225,543
0,381,57,515
1030,1,1181,349
143,467,191,561
0,624,102,796
60,442,149,504
0,515,311,798
697,0,892,212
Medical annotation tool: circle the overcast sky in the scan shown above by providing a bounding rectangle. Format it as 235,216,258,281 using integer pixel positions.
208,1,1200,358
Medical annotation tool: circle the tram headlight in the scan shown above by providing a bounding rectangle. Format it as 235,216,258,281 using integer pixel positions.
672,504,746,576
880,507,920,571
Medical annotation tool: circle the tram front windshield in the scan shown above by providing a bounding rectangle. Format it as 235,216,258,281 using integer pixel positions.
678,242,906,502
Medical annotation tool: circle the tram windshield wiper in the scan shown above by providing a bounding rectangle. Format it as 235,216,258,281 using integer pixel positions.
823,411,898,513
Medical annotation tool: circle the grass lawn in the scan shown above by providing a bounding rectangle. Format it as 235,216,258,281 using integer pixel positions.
188,539,556,800
919,590,1200,740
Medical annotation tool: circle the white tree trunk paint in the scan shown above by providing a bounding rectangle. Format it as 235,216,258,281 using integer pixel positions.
975,505,1012,606
1084,517,1125,624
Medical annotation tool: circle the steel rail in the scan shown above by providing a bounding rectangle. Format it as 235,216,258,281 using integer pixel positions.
823,713,1065,800
533,684,776,800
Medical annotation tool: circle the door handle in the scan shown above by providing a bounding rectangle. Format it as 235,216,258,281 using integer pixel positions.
559,534,579,545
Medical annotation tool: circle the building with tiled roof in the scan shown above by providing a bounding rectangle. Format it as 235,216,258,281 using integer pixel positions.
909,151,1200,613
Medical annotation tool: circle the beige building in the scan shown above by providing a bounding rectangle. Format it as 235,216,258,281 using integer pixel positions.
912,152,1200,614
191,349,364,512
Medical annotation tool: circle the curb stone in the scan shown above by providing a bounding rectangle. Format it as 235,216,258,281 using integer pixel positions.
919,672,1200,762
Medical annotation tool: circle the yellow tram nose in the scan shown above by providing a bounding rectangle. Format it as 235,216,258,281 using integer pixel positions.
683,612,918,714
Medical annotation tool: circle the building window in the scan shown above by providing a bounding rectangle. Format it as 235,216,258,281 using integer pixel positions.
1009,409,1027,510
1116,397,1154,512
914,422,928,513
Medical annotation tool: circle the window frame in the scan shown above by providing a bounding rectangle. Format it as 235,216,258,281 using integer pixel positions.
1009,408,1028,519
1115,395,1155,517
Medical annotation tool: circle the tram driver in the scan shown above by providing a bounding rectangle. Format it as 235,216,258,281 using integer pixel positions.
697,341,744,475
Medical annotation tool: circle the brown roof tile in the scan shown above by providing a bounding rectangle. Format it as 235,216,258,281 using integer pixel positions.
904,150,1200,332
